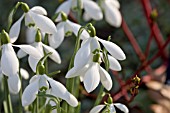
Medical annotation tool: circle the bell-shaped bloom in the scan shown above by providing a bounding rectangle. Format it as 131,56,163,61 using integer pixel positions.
1,43,40,94
22,74,78,107
100,0,122,27
9,6,57,44
55,0,103,22
66,36,125,92
17,42,61,72
90,103,129,113
49,19,89,49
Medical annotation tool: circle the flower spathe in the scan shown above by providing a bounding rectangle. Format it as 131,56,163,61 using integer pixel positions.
89,103,129,113
55,0,103,22
22,74,78,107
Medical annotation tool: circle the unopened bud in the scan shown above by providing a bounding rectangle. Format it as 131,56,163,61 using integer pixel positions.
150,9,158,22
35,30,42,42
1,30,10,44
61,12,67,21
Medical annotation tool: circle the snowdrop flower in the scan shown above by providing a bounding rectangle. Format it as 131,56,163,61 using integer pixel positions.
100,0,122,27
17,30,61,72
55,0,103,22
20,68,29,80
90,94,129,113
0,30,41,94
66,24,125,92
9,4,57,44
22,65,78,107
49,12,90,49
90,103,129,113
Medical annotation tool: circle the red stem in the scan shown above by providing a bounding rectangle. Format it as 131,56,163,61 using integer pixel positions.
144,31,153,57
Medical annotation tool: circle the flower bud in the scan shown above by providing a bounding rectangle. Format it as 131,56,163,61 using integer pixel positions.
1,30,10,44
150,9,158,22
21,3,30,13
107,94,113,104
35,30,42,42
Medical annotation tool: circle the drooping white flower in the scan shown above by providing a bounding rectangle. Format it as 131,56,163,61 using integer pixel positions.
9,5,57,44
55,0,103,22
22,74,78,107
89,103,129,113
0,30,41,94
17,42,61,72
100,0,122,27
66,35,125,92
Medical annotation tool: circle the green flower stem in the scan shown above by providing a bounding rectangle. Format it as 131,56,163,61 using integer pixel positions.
77,0,82,24
18,68,23,113
44,34,49,74
3,75,13,113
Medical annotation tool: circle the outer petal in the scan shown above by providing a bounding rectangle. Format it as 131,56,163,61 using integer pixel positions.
83,63,100,93
25,12,34,26
108,55,121,71
46,76,78,107
13,45,42,59
25,27,37,44
66,20,90,40
20,68,29,79
102,1,122,27
91,37,100,52
1,44,19,76
66,63,89,78
83,0,103,20
48,22,65,49
89,105,106,113
30,6,47,15
99,66,112,91
74,38,91,68
22,76,40,106
29,11,57,34
42,44,61,64
8,74,21,94
114,103,129,113
28,56,39,73
83,12,91,21
9,15,24,43
39,75,49,90
109,0,120,9
98,38,126,60
110,103,116,113
55,0,71,22
17,49,27,59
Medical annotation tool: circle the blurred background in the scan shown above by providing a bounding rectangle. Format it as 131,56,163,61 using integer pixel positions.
0,0,170,113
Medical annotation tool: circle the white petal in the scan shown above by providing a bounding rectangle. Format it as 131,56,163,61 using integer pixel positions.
83,12,91,21
84,63,100,93
109,0,120,9
66,63,89,78
25,12,34,26
55,0,71,22
91,37,100,52
83,0,103,21
9,15,24,43
25,27,37,44
46,76,78,107
66,20,90,40
99,66,112,91
28,56,39,73
42,44,61,64
13,45,42,59
89,105,106,113
98,38,126,60
74,38,91,68
29,75,40,83
17,49,27,59
20,68,29,79
8,74,21,94
39,75,49,89
108,55,121,71
22,76,40,106
110,103,116,113
114,103,129,113
1,44,19,76
48,23,65,49
29,11,57,34
30,6,47,15
103,2,122,27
